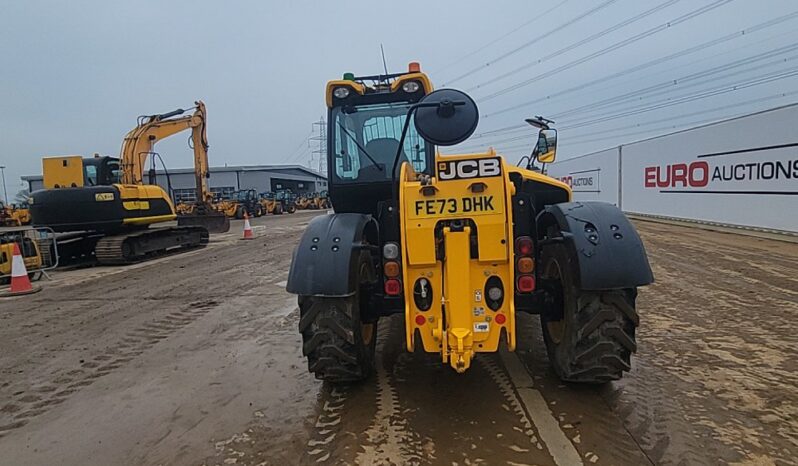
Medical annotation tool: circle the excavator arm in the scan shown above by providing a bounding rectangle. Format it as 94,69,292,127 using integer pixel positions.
119,100,228,233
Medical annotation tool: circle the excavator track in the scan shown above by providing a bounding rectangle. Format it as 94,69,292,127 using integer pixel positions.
94,226,209,265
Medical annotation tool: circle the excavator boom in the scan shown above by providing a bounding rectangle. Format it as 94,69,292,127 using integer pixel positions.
119,101,228,233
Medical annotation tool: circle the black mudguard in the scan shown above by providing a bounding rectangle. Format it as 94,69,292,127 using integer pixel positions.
537,202,654,290
286,213,378,297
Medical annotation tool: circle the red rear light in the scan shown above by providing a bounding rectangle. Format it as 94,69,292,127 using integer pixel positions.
385,279,402,296
495,313,507,325
515,236,534,256
517,275,535,293
415,314,426,326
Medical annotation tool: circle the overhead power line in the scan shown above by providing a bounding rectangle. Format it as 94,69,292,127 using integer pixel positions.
286,128,315,163
560,65,798,130
477,0,735,102
468,0,683,92
443,0,620,86
561,89,798,142
434,0,571,75
453,82,798,154
482,12,798,119
551,43,798,119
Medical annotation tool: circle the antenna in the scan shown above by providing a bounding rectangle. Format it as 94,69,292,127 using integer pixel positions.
380,43,389,76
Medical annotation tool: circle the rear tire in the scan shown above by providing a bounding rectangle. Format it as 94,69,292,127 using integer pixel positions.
298,253,377,383
540,243,639,383
235,206,244,219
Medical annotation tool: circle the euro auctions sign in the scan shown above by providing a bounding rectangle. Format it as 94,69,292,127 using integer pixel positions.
644,144,798,194
620,104,798,233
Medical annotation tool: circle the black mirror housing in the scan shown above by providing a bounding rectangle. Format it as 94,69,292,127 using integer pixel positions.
414,89,479,146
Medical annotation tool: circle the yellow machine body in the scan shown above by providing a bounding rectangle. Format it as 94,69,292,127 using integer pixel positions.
398,151,530,372
0,234,42,277
42,156,85,189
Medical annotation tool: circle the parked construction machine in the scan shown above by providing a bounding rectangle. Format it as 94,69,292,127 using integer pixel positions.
29,101,229,264
259,192,284,215
0,229,42,284
213,189,264,218
287,63,653,383
275,191,297,213
1,202,31,226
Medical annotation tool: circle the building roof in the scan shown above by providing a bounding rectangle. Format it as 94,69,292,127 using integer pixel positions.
22,164,326,182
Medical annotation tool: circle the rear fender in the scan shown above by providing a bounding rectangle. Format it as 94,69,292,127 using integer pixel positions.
537,202,653,290
286,213,378,297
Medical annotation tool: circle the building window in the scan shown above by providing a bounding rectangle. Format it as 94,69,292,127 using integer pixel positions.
210,186,236,200
173,188,197,203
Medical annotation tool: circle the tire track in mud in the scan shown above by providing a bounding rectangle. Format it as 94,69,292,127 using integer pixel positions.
0,299,219,438
354,317,427,465
306,388,348,463
479,356,547,452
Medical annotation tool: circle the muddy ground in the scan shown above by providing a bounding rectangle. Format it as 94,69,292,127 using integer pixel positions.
0,212,795,465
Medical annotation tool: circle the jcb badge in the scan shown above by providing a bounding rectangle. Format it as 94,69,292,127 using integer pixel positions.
438,157,502,181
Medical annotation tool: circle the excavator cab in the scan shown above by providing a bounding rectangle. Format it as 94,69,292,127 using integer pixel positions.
287,63,653,383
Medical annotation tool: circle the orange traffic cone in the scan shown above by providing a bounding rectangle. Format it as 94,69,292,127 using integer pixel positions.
241,212,254,240
2,243,41,297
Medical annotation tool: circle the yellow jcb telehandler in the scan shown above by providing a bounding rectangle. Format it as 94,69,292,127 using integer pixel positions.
287,63,653,383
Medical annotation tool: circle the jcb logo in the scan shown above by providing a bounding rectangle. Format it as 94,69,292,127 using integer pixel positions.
437,157,502,181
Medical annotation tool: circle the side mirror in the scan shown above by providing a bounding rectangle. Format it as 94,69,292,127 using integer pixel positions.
536,129,557,164
413,89,479,146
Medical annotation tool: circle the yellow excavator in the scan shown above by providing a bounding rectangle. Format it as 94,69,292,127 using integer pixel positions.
29,101,229,264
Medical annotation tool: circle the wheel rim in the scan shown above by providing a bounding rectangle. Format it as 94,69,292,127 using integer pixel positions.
544,257,566,344
361,323,375,345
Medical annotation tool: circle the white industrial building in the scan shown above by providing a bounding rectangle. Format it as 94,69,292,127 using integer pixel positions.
23,164,328,202
548,103,798,233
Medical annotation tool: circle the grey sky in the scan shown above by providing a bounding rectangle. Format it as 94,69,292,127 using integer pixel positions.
2,0,797,197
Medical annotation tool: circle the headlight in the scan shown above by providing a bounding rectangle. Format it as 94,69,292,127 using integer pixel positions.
333,87,350,99
402,81,420,93
383,242,399,260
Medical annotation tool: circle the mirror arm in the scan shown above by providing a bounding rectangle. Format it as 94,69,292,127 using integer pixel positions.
392,105,422,186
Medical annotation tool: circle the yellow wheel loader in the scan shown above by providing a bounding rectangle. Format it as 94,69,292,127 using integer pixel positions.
1,202,31,226
287,63,653,383
259,192,284,215
295,194,313,210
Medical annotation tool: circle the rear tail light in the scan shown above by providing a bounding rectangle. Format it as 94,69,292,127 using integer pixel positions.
494,313,507,325
515,236,535,294
383,242,402,296
517,275,535,293
414,314,426,326
385,279,402,296
384,261,400,277
515,236,534,256
383,242,399,260
517,257,534,273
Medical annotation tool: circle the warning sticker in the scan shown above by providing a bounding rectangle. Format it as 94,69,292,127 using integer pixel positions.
474,322,489,333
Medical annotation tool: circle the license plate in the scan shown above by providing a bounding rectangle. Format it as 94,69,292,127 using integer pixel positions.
409,195,501,218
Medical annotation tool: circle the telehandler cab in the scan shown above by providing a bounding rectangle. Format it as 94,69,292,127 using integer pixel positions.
287,63,653,383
